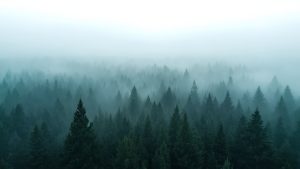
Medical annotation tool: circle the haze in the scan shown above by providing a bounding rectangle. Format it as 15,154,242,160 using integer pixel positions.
0,0,300,88
0,0,299,61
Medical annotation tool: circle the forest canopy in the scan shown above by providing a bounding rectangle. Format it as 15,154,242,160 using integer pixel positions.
0,64,299,169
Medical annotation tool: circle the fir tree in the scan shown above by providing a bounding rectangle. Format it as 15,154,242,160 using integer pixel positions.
185,81,200,117
29,125,48,169
245,109,274,169
152,142,170,169
62,99,99,169
168,106,181,169
283,86,295,111
115,136,139,169
253,87,267,111
128,86,140,119
214,124,227,169
177,113,199,169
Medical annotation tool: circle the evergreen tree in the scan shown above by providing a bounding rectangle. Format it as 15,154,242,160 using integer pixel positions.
62,99,99,169
152,142,169,169
283,86,295,111
274,117,287,149
202,93,218,128
161,87,176,113
201,130,217,169
177,113,199,169
214,124,227,169
141,116,154,169
235,100,243,115
168,106,181,169
115,136,138,169
232,116,248,169
245,109,274,169
10,104,28,139
253,87,267,111
291,121,300,168
9,104,30,169
275,141,295,169
221,92,234,114
185,81,200,117
274,96,289,125
128,86,140,119
29,125,48,169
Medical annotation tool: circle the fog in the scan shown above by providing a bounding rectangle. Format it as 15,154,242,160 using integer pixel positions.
1,1,300,89
1,1,300,169
1,0,300,61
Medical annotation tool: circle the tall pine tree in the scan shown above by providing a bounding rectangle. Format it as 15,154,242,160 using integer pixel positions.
62,99,99,169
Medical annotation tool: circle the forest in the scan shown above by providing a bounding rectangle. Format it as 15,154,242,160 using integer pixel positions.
0,64,299,169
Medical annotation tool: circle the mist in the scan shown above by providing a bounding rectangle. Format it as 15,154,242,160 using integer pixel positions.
1,1,300,169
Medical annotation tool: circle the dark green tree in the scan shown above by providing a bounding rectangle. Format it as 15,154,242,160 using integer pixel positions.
291,121,300,168
62,99,99,169
220,92,234,114
214,124,227,169
128,86,141,119
283,86,295,111
245,109,274,169
253,87,267,111
232,116,248,168
152,142,170,169
274,96,289,126
29,125,48,169
177,113,199,169
161,87,176,113
168,106,181,169
185,81,200,117
115,136,139,169
274,117,287,149
141,116,154,169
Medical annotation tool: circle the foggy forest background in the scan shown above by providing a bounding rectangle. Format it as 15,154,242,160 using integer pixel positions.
0,61,299,169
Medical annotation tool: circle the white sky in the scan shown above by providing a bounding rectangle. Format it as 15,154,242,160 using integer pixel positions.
1,0,300,31
0,0,299,63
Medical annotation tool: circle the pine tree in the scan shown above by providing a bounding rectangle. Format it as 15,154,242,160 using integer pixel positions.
274,117,287,148
161,87,176,113
10,104,30,169
232,116,248,169
168,106,181,169
235,100,243,115
214,124,227,169
152,142,170,169
245,109,274,169
221,92,234,113
283,86,295,111
274,96,289,125
202,93,218,128
291,121,300,168
115,136,139,169
29,125,48,169
141,116,154,169
253,87,267,111
185,81,200,117
177,113,199,169
201,130,217,169
62,99,99,169
128,86,140,119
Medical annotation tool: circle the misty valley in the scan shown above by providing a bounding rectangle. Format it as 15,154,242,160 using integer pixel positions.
0,64,299,169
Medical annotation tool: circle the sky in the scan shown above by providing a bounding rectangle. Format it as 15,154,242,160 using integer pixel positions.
0,0,300,66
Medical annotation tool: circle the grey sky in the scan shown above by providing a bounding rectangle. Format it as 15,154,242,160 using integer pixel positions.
0,0,299,67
